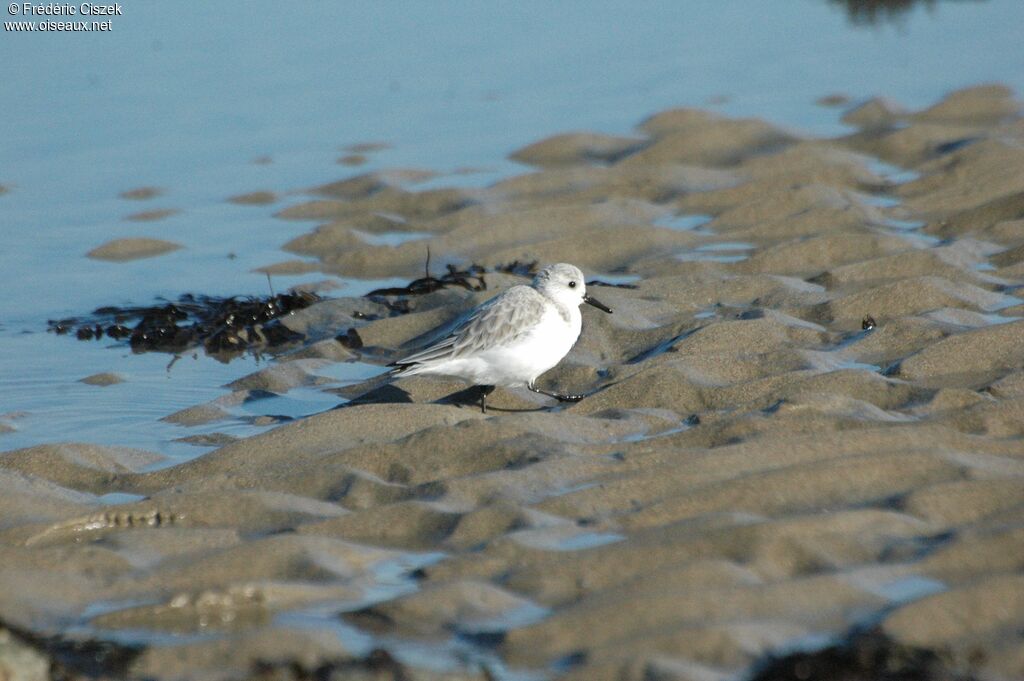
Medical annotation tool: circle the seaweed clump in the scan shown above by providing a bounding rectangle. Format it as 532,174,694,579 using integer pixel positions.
362,260,545,316
366,263,487,298
364,262,488,315
251,648,415,681
828,0,984,26
48,291,320,360
494,259,539,277
0,618,141,681
364,259,542,302
587,279,639,289
749,628,975,681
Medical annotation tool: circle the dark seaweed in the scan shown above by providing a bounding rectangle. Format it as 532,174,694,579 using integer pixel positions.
0,619,417,681
749,628,975,681
363,260,543,303
366,263,487,298
494,259,539,276
252,649,413,681
336,327,364,349
0,619,141,681
829,0,986,26
48,291,320,360
587,279,639,289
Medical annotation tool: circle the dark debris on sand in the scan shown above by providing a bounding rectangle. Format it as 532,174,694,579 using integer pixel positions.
366,263,488,298
364,260,544,315
0,619,141,681
0,618,428,681
48,291,321,360
365,260,545,301
251,649,418,681
587,279,639,289
493,259,539,277
749,628,977,681
828,0,985,26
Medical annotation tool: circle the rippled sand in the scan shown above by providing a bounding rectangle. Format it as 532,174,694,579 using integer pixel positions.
2,84,1023,680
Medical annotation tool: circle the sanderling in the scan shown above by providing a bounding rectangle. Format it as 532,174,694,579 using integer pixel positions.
389,263,612,412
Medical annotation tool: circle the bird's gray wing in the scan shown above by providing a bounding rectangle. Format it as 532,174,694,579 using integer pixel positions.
390,333,458,367
392,286,547,367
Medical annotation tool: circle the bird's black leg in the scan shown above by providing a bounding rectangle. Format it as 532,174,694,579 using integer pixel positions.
479,385,496,413
528,383,584,403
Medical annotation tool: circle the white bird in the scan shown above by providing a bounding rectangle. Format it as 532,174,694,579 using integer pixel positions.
389,263,612,412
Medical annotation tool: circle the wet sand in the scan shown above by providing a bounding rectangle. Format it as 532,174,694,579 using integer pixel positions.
2,85,1023,680
86,238,183,262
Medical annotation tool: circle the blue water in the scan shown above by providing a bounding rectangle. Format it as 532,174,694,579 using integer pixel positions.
2,0,1023,457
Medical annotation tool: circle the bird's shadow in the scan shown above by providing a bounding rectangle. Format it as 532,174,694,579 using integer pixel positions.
437,385,548,413
341,383,413,407
335,383,547,413
329,369,619,414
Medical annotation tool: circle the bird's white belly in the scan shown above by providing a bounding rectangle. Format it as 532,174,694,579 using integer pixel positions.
437,306,580,387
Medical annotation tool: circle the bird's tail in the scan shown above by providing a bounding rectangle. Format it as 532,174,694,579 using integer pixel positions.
386,360,422,378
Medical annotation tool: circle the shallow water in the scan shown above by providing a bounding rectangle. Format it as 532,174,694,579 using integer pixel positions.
677,242,757,264
655,213,713,232
2,0,1024,457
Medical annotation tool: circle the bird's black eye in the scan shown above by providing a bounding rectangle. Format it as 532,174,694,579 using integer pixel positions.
568,281,577,288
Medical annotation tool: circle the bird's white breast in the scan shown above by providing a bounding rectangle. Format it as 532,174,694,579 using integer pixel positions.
489,301,581,385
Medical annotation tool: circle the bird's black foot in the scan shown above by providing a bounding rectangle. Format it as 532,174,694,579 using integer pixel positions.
528,384,584,403
478,385,496,413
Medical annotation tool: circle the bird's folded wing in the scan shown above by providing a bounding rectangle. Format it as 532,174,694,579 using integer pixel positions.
393,286,546,366
390,334,458,366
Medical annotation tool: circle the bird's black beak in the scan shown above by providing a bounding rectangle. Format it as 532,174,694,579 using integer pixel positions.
584,294,613,314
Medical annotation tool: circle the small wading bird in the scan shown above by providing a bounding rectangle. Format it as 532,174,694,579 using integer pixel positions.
389,263,612,412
